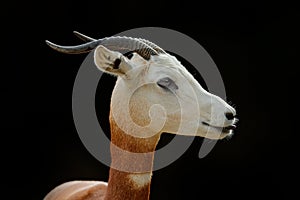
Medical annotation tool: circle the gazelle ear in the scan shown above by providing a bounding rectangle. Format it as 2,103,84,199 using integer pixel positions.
94,45,133,77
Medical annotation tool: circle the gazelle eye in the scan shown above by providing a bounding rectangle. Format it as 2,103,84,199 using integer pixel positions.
157,77,178,91
124,51,134,59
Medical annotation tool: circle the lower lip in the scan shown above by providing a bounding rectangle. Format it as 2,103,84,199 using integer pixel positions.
202,122,235,134
221,128,232,134
212,126,231,134
202,123,233,134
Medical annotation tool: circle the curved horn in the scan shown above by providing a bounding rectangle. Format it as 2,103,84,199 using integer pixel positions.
46,36,158,60
73,31,96,42
45,40,99,54
73,31,166,54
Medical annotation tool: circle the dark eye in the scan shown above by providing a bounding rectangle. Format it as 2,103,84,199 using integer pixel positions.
124,51,134,59
157,77,178,91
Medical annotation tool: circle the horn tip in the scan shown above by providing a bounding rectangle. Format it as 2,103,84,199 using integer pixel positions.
45,40,56,47
45,40,52,45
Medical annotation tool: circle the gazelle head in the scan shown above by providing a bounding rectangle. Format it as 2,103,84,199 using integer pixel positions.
46,32,237,140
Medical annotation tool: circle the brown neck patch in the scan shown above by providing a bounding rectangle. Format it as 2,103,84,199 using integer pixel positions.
104,113,160,200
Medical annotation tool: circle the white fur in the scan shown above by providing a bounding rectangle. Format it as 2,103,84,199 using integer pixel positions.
128,173,152,189
94,46,236,140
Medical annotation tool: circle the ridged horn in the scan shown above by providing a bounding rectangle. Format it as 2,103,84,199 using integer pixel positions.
73,31,166,54
139,39,166,54
46,36,158,60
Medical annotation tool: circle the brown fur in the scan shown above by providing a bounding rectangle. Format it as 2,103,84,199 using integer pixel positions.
44,181,107,200
104,169,151,200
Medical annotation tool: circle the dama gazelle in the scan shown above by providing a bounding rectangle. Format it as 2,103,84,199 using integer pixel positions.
44,31,237,200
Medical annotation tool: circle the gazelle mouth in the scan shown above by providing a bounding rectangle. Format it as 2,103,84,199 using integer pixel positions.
202,121,236,133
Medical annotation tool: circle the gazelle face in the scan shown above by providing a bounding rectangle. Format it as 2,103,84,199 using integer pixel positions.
94,45,237,140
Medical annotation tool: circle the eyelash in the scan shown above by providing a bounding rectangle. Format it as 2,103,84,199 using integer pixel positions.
157,82,169,90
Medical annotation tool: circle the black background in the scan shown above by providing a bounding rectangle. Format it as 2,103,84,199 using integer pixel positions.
4,1,299,199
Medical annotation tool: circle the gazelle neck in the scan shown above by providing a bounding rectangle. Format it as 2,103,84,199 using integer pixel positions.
104,114,161,200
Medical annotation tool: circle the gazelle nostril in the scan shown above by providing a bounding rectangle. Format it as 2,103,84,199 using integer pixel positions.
225,112,235,120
